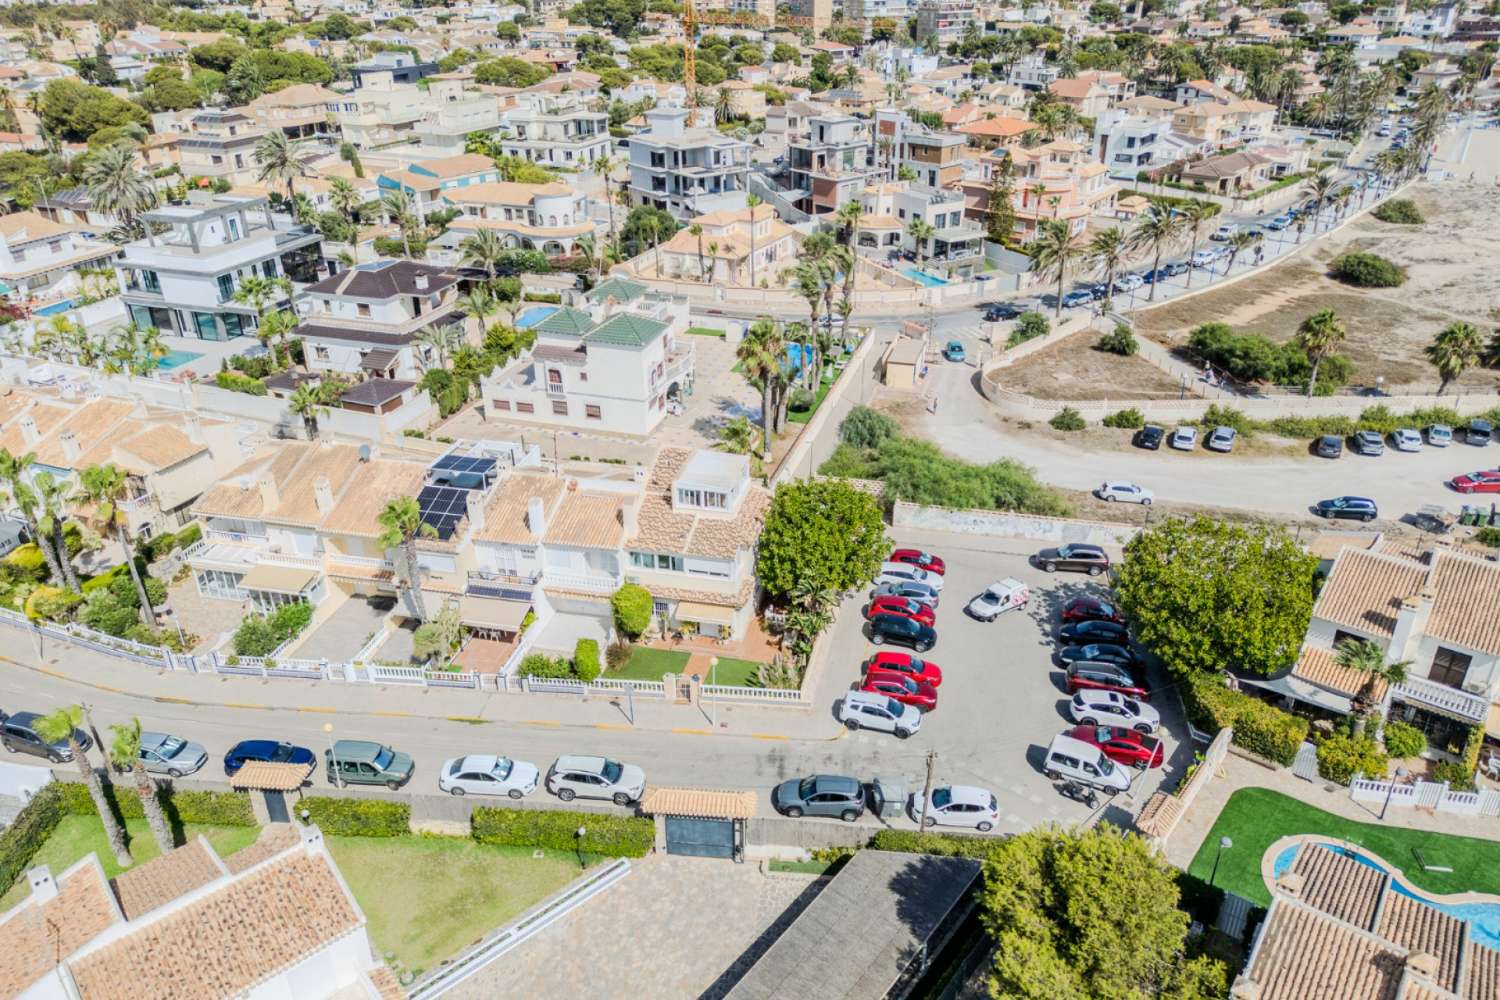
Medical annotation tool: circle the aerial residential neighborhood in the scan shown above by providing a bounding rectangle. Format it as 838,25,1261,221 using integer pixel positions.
0,0,1495,996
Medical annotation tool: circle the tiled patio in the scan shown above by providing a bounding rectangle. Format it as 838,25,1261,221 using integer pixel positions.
454,636,519,673
639,614,782,665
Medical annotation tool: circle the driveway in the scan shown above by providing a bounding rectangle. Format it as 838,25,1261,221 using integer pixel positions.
290,596,394,662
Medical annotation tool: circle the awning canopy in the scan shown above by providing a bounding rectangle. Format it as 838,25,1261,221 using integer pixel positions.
1238,673,1353,716
240,563,319,594
459,594,530,630
639,787,757,819
228,761,313,791
674,600,734,627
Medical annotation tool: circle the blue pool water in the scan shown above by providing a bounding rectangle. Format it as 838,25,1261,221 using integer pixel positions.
156,350,203,370
898,266,948,287
33,299,75,317
1275,841,1500,948
516,305,559,329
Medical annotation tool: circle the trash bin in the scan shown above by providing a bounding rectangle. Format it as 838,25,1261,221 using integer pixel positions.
869,775,907,820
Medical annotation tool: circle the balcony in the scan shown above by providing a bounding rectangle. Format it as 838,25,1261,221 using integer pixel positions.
1391,676,1489,725
543,567,623,593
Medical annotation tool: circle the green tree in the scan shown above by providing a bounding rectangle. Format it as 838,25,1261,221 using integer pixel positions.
0,449,65,584
1031,219,1085,319
78,463,154,627
1130,200,1186,302
756,479,888,602
253,130,309,207
1293,308,1346,397
84,142,158,243
33,471,79,591
108,717,173,854
1177,199,1214,288
736,318,785,457
611,583,653,637
287,383,330,440
1114,516,1318,676
474,56,552,87
36,705,133,867
412,598,463,663
38,78,150,142
1426,321,1484,396
378,496,437,623
985,154,1017,244
1086,226,1128,312
1335,638,1411,737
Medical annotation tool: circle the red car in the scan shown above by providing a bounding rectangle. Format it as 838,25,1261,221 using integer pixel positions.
1450,470,1500,494
1068,724,1164,769
860,668,939,711
1059,596,1127,625
864,595,937,627
889,548,946,575
864,651,943,687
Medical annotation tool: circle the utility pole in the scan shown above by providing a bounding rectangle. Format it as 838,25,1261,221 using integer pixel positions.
917,750,937,830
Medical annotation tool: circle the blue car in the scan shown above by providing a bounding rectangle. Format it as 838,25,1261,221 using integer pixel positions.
1062,288,1095,308
1266,214,1293,230
943,340,965,362
224,739,317,777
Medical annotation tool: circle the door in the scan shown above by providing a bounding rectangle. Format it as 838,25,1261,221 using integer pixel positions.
664,816,736,860
265,789,289,823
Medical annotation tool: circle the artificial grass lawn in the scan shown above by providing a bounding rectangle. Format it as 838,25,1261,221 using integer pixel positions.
1186,787,1500,906
787,382,832,425
609,645,691,680
326,835,584,978
685,326,724,338
0,815,261,908
701,656,761,687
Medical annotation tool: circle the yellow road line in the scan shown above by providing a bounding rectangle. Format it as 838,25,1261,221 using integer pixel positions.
671,727,713,736
295,706,339,714
153,696,192,705
523,720,562,728
593,723,632,731
751,733,788,741
369,710,413,718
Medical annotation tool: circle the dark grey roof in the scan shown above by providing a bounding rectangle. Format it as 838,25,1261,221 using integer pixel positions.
295,323,408,347
305,260,460,300
359,347,400,371
726,850,982,1000
340,378,414,406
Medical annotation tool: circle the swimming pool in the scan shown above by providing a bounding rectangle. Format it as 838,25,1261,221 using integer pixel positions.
156,350,203,370
33,299,75,317
898,266,948,287
516,305,559,329
1274,841,1500,948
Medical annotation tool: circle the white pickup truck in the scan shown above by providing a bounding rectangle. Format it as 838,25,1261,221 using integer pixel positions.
964,578,1030,622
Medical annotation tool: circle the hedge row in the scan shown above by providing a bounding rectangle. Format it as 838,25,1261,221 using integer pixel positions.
56,780,256,827
867,829,997,858
297,797,410,837
1182,672,1309,766
0,784,67,898
471,806,654,857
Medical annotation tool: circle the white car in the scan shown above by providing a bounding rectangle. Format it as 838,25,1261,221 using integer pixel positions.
910,785,1000,832
1113,273,1144,292
439,754,540,799
1170,426,1198,450
545,755,646,806
1206,426,1237,452
1190,249,1216,267
1392,428,1422,452
1427,424,1453,447
1210,223,1238,242
1068,690,1161,734
1094,481,1154,505
965,578,1030,622
838,690,923,739
874,561,945,592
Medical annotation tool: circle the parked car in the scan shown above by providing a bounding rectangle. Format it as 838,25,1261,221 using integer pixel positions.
1451,470,1500,494
1058,642,1141,670
874,561,945,592
964,578,1030,622
910,785,999,832
1066,725,1164,770
861,668,938,711
224,739,316,777
1062,288,1095,308
888,548,946,575
1068,689,1161,733
864,595,936,627
1468,418,1493,446
1058,620,1130,645
1066,661,1148,701
1427,424,1453,447
1190,249,1216,268
864,651,943,687
0,711,90,762
1060,596,1126,625
1353,430,1385,456
869,580,940,608
1316,435,1343,459
138,731,208,778
545,755,645,805
1163,261,1190,276
1392,428,1422,452
867,612,936,652
838,691,923,739
1170,425,1198,450
983,302,1029,322
1094,481,1154,505
1266,214,1294,231
325,740,414,790
1315,496,1379,521
1211,223,1238,242
773,774,867,821
439,754,539,798
1034,543,1110,576
943,340,965,362
1113,273,1144,292
1206,426,1237,452
1134,425,1165,450
1043,733,1132,793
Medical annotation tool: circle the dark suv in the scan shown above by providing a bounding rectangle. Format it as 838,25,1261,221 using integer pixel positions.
867,612,936,652
1066,662,1148,700
1,711,91,762
1315,496,1378,522
1034,543,1111,576
1135,425,1165,450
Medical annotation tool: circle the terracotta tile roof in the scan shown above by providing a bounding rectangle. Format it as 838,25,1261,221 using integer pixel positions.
1375,893,1465,993
227,761,314,791
474,472,565,544
1292,842,1386,928
1426,550,1500,656
222,824,301,875
0,859,122,998
193,444,311,520
114,425,205,471
441,180,573,204
628,448,769,560
1134,790,1184,838
545,490,625,550
1465,936,1500,998
365,964,408,999
111,837,228,920
636,577,754,608
266,443,365,526
639,787,757,819
1312,547,1429,638
1292,646,1387,701
1243,897,1405,1000
414,152,495,179
320,459,428,538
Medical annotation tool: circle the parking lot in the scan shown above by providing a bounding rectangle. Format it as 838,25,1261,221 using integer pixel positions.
815,530,1189,832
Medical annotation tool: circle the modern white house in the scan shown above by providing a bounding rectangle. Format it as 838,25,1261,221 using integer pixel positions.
297,260,465,381
497,91,611,168
627,108,752,221
0,211,118,305
433,180,597,259
376,153,501,223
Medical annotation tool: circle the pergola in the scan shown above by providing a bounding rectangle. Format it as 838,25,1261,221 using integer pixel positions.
229,761,314,824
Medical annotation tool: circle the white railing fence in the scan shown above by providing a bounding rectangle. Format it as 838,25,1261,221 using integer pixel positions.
1349,775,1500,818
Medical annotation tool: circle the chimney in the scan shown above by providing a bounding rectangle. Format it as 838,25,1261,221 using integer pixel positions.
256,470,280,511
1389,587,1436,667
59,430,81,464
465,489,486,531
26,865,56,903
1406,952,1440,980
183,413,203,444
18,413,38,446
619,497,638,539
312,475,334,516
526,496,546,540
414,272,429,291
1274,871,1306,897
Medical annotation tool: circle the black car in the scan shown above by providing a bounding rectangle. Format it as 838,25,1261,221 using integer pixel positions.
867,612,936,652
1315,496,1378,522
1135,425,1165,450
1316,435,1343,459
1057,643,1141,670
1,711,91,762
1059,620,1131,645
983,302,1028,322
1468,419,1493,446
223,739,318,776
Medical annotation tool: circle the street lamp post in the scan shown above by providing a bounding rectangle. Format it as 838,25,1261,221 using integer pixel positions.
708,655,719,731
323,722,336,785
574,825,586,869
1209,835,1233,887
1381,766,1409,821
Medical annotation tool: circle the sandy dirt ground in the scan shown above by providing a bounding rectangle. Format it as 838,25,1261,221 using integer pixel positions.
989,334,1188,400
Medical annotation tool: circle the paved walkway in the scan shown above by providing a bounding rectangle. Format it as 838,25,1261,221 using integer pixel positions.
445,857,824,1000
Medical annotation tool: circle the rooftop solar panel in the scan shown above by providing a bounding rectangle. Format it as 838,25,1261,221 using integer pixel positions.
416,485,470,539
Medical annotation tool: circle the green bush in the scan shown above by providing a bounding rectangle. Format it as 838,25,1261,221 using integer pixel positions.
1186,321,1350,390
574,638,601,683
4,543,50,583
79,590,140,637
232,601,312,656
1432,759,1476,792
1316,732,1389,785
1102,407,1145,429
611,583,653,637
788,387,816,413
1382,721,1427,759
26,586,82,622
867,828,997,858
1476,527,1500,548
1372,199,1423,224
0,783,66,898
1200,403,1252,435
839,405,899,449
214,371,268,395
1330,252,1405,288
1007,311,1050,348
55,780,255,826
518,653,572,678
471,806,654,857
1182,672,1308,766
1096,324,1138,356
297,797,410,837
1049,407,1087,432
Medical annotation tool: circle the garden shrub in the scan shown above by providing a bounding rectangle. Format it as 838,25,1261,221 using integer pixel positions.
1316,732,1389,785
1476,527,1500,548
1182,672,1308,766
788,387,816,413
839,405,899,448
605,639,632,671
0,783,67,898
1381,721,1427,759
25,586,81,622
1200,404,1251,435
1185,322,1352,392
1007,311,1049,349
1049,407,1087,432
611,583,653,637
232,601,312,656
1102,407,1145,429
1330,252,1405,288
471,806,653,857
518,653,572,678
573,638,601,683
1372,199,1423,224
214,371,268,395
56,780,255,826
1096,324,1138,356
1432,759,1476,792
80,590,141,637
297,797,410,837
3,544,50,583
867,828,997,858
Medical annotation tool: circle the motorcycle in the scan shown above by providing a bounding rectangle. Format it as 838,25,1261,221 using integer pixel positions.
1055,779,1099,809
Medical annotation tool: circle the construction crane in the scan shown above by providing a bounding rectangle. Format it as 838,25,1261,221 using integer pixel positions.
684,0,698,108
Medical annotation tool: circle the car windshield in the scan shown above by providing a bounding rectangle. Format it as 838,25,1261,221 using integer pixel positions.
798,777,816,798
1121,699,1140,716
1098,757,1117,776
932,787,952,808
917,553,932,565
602,759,623,783
492,757,513,780
885,698,905,716
270,744,294,763
910,658,926,671
158,737,187,759
1095,602,1115,616
1057,545,1075,557
898,677,918,693
447,760,463,776
1098,726,1117,740
373,747,394,770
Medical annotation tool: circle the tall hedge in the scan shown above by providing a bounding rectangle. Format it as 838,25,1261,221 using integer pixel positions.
471,806,653,857
56,779,255,827
0,783,67,898
297,796,410,837
574,638,601,683
1182,672,1309,766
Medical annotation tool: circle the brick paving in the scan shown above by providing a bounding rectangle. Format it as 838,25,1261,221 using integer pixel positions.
165,580,247,653
445,856,823,1000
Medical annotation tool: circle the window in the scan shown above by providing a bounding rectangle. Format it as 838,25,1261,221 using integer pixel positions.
552,400,568,415
516,402,534,413
493,399,511,411
262,260,277,279
1428,648,1472,689
48,240,61,253
629,552,682,572
321,299,331,312
1332,630,1366,650
216,274,234,301
314,345,331,360
11,248,24,262
585,404,601,419
357,303,371,317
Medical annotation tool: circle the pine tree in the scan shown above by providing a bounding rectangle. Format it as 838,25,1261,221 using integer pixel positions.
985,154,1017,245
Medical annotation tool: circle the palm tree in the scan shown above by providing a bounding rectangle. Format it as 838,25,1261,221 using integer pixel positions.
1302,171,1336,232
835,297,854,349
78,462,154,624
689,223,706,280
108,718,172,855
36,705,132,866
0,449,64,583
1030,219,1085,319
459,227,507,280
1293,308,1346,397
745,194,763,288
457,287,494,336
1225,229,1261,273
378,496,436,623
737,319,784,458
906,218,935,271
1426,321,1484,396
83,142,157,243
1178,200,1214,288
329,177,361,226
834,199,864,320
714,415,758,458
1086,226,1128,312
418,321,465,370
574,233,598,281
597,152,622,254
381,190,418,259
33,471,78,591
1130,200,1186,302
793,263,826,342
1336,639,1410,737
704,241,718,283
714,86,733,124
287,383,330,440
253,131,309,208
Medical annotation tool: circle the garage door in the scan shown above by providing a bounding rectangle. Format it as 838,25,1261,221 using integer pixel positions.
664,816,735,859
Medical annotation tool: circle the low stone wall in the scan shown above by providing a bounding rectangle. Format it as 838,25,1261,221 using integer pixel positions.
891,501,1140,546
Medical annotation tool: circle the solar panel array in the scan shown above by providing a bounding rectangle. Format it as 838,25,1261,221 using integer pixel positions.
416,485,468,540
431,454,497,477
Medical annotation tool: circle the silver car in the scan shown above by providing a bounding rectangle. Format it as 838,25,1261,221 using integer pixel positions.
139,731,208,777
546,754,645,806
1206,426,1237,452
1170,426,1197,450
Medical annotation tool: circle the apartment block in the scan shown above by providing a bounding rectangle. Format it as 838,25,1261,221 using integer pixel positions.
915,0,974,45
627,108,752,221
786,114,880,216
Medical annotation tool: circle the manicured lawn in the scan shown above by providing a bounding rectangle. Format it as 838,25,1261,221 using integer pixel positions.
702,656,761,687
0,815,261,908
326,835,584,979
684,326,724,338
787,382,832,425
1186,787,1500,906
609,645,691,681
769,858,837,875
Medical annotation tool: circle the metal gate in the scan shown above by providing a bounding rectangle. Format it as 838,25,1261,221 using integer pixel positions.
664,816,736,859
1292,741,1319,782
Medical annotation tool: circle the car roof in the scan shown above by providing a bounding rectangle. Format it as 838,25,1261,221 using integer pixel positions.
939,785,992,806
140,731,173,750
331,740,386,761
812,774,861,794
230,739,285,754
555,754,608,772
1063,543,1105,554
1050,733,1104,757
1075,688,1124,704
4,712,41,727
847,690,896,708
456,754,501,771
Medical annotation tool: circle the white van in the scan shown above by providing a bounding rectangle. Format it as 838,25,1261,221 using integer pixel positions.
1042,733,1132,793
